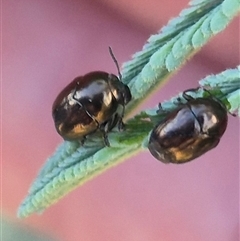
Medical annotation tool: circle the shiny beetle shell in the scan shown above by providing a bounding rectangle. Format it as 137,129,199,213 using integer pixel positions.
52,71,131,145
148,90,228,164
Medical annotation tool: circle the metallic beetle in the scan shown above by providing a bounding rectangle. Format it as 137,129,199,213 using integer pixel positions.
148,89,228,164
52,71,131,146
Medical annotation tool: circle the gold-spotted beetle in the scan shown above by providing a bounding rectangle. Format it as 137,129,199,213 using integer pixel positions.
148,88,228,164
52,48,131,146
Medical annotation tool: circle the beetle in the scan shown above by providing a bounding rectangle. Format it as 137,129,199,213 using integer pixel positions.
52,47,132,146
148,88,228,164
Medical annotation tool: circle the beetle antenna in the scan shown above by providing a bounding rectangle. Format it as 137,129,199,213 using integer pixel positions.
108,46,122,81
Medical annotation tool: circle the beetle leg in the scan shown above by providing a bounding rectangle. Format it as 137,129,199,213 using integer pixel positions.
182,87,207,102
79,136,86,146
117,119,125,131
182,89,197,101
99,123,110,147
117,104,125,131
103,133,110,147
156,103,164,114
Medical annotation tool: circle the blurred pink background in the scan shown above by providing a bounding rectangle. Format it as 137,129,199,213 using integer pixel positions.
2,0,239,240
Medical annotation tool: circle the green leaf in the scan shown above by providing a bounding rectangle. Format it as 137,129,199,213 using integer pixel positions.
123,0,240,114
18,0,240,218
